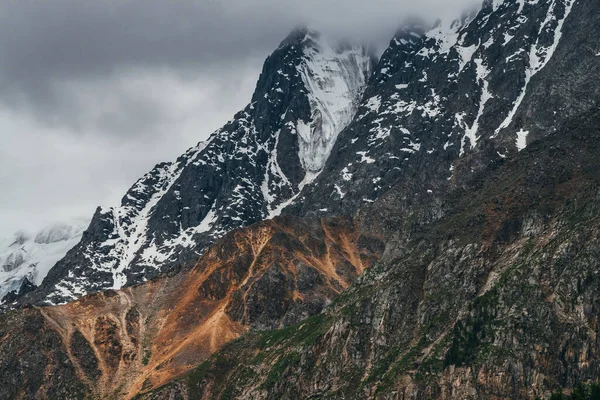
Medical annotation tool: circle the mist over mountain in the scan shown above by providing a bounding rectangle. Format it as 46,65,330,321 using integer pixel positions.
1,0,600,399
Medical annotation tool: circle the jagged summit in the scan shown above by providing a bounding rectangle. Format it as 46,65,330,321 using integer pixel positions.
277,26,319,48
18,28,374,306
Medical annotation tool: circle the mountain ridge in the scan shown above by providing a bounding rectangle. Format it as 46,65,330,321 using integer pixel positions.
141,103,600,400
17,29,374,306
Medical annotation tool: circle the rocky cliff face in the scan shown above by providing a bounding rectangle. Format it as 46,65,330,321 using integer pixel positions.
20,29,374,306
141,107,600,400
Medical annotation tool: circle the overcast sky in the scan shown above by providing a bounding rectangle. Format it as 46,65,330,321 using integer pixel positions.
0,0,481,237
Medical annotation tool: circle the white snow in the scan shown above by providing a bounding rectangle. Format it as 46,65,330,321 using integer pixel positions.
357,151,376,164
460,58,492,155
492,0,506,11
296,31,372,173
364,96,382,113
494,0,576,137
455,43,479,73
482,37,494,49
503,32,515,45
516,129,529,151
261,128,293,212
425,19,463,55
367,118,392,143
267,170,320,219
341,167,353,181
334,184,346,199
144,204,219,266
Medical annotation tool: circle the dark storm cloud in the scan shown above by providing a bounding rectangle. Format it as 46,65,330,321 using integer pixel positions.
1,0,481,78
0,1,282,82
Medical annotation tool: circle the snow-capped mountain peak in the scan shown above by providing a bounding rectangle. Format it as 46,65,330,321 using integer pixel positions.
0,220,88,302
286,0,591,218
18,29,374,306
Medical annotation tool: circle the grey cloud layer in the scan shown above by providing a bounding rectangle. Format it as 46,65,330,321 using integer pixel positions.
0,0,481,119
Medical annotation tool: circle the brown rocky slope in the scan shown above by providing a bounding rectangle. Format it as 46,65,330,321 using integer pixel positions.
0,216,382,399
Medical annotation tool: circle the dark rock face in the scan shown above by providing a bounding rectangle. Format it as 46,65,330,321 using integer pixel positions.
0,309,87,400
289,0,600,218
142,107,600,400
70,329,102,381
21,29,374,306
1,277,36,304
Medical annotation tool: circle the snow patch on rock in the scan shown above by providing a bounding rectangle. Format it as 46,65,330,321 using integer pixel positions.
297,31,373,173
516,129,529,151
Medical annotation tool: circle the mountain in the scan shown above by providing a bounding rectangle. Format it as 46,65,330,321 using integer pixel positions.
19,29,375,306
19,0,599,307
144,106,600,400
2,0,600,398
0,220,88,303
